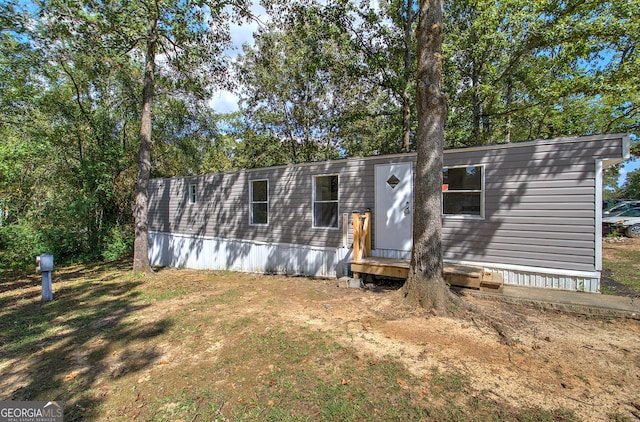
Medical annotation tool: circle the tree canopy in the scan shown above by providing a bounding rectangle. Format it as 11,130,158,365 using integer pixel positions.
0,0,637,268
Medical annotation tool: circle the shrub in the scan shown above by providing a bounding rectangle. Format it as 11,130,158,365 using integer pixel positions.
102,224,133,261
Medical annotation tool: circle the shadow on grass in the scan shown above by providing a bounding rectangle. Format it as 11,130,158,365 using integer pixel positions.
0,259,172,421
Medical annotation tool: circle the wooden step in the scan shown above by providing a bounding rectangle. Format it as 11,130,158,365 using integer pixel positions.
480,271,504,293
349,258,504,292
445,273,481,289
444,264,482,289
444,264,482,279
350,257,409,279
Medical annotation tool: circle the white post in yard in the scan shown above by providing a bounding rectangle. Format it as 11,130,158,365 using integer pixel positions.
36,254,54,301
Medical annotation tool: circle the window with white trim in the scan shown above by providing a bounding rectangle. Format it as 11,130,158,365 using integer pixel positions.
250,180,268,225
189,184,197,204
442,165,483,217
313,175,339,228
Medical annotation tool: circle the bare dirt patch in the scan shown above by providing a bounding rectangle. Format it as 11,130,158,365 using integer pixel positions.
2,260,639,421
106,273,639,419
254,280,640,420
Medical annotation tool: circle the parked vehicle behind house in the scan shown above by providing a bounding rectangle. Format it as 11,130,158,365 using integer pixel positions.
603,199,626,211
603,207,640,238
603,200,640,217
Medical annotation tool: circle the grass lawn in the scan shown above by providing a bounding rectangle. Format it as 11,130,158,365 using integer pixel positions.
602,238,640,295
1,259,639,421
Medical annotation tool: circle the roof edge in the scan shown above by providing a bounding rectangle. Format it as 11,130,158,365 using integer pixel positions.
443,133,629,154
151,133,630,181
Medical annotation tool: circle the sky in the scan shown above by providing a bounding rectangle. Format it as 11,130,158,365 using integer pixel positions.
209,4,267,113
619,159,639,187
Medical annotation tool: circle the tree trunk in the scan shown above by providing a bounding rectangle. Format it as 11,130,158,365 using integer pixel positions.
133,16,157,274
401,0,414,153
472,62,482,146
402,0,449,311
402,89,411,152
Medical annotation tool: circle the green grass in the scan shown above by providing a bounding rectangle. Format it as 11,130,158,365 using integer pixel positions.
0,261,616,421
138,323,578,421
603,246,640,293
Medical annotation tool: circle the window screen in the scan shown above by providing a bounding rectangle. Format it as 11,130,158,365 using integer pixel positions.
314,175,338,228
250,180,268,225
443,166,483,216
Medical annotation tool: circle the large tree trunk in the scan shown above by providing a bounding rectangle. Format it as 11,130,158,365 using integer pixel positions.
402,0,449,310
401,0,415,153
472,62,482,146
133,16,158,274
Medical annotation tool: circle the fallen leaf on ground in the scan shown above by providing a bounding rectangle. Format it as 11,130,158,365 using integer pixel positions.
65,371,79,380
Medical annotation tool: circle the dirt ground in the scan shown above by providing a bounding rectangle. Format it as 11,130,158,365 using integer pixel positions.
314,288,639,420
218,280,640,420
112,268,639,419
1,241,640,420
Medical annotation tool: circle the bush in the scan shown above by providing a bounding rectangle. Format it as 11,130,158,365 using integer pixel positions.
0,219,88,269
102,224,133,261
0,220,46,268
0,217,133,269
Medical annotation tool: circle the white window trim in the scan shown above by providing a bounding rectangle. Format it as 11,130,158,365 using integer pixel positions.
189,183,197,204
442,164,485,220
249,179,269,226
312,174,340,229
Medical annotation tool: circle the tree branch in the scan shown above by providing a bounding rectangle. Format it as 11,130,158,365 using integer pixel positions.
59,61,96,135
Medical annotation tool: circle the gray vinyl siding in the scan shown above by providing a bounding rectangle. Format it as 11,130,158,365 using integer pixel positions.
148,134,628,274
149,157,371,251
149,155,409,249
441,135,625,272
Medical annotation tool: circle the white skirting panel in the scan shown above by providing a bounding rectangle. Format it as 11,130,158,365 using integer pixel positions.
446,258,601,293
489,267,600,293
148,232,601,292
372,251,600,293
148,231,351,278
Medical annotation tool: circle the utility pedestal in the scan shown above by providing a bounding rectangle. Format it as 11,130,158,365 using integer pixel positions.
36,254,54,301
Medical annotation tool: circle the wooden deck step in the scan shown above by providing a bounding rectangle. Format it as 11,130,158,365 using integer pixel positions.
480,271,504,293
349,257,503,291
444,264,482,278
350,257,409,280
443,264,482,289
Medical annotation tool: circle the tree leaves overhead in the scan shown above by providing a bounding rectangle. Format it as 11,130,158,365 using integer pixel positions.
444,0,640,146
237,0,638,150
237,0,372,162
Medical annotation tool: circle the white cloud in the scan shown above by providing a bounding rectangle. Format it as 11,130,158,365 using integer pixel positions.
209,90,240,113
225,4,268,55
618,167,628,187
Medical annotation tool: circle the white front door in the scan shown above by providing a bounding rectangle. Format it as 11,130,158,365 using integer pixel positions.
375,163,413,251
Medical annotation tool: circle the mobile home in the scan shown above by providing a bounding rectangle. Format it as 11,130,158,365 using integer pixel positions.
148,133,630,293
